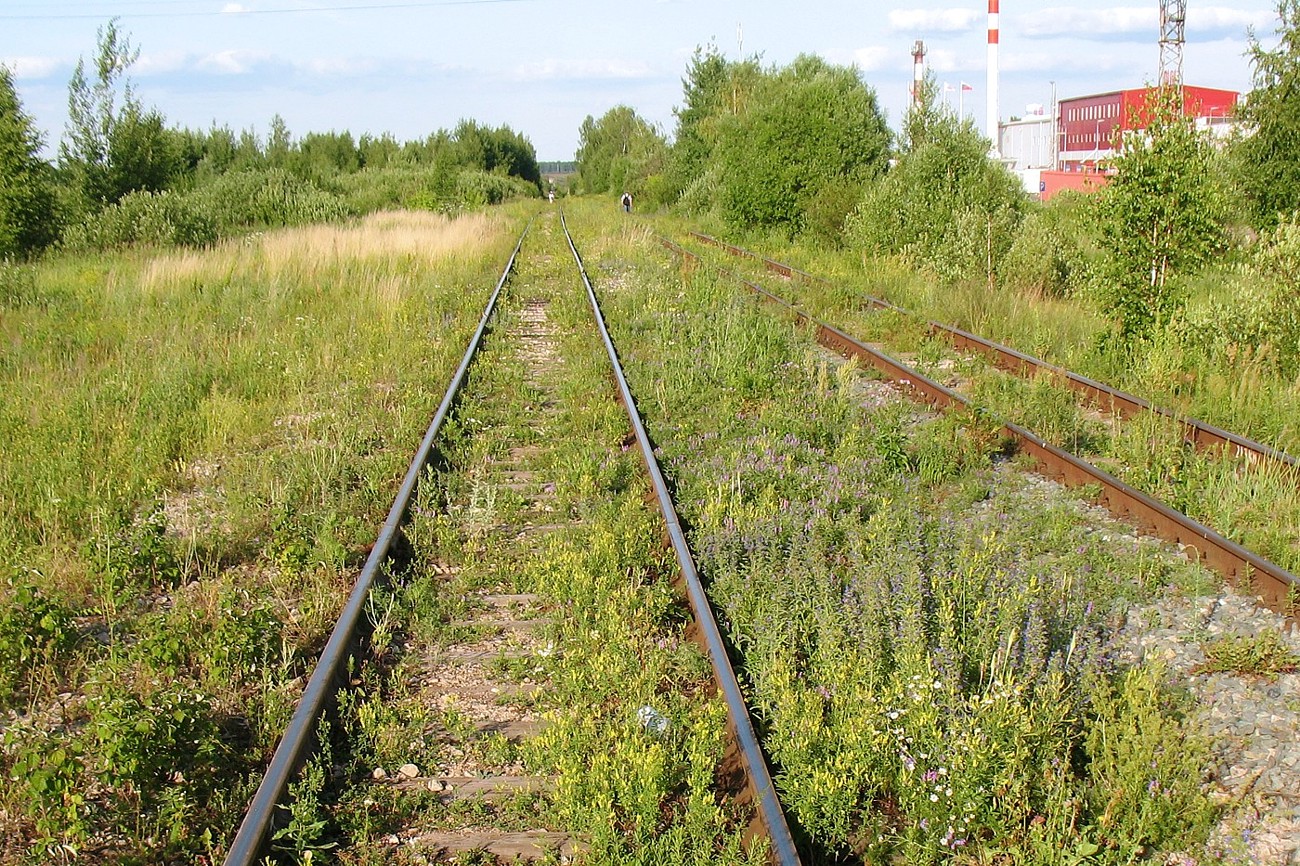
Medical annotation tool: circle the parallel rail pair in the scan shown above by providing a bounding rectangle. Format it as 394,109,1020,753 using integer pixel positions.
224,217,801,866
661,235,1298,618
688,230,1299,478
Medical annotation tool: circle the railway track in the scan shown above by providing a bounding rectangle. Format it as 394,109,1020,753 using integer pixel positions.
659,235,1299,618
223,213,799,865
684,230,1300,478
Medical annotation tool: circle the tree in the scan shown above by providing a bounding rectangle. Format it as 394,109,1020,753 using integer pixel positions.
574,106,667,196
1096,87,1228,339
666,46,763,203
448,121,541,189
847,74,1026,282
59,20,177,214
713,55,891,237
0,66,60,258
1234,0,1300,228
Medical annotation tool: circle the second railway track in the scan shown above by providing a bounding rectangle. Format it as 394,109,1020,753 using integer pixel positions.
660,233,1299,619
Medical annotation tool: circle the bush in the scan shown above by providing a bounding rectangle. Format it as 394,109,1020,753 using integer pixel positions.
0,579,77,706
847,113,1026,283
453,169,539,208
60,188,217,251
1001,193,1105,298
714,55,889,236
185,167,351,234
1175,215,1300,380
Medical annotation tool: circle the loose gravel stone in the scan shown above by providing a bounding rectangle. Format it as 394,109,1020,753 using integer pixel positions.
1111,590,1300,865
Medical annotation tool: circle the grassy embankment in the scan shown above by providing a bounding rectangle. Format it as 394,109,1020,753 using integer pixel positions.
0,207,524,862
654,213,1300,584
574,198,1238,864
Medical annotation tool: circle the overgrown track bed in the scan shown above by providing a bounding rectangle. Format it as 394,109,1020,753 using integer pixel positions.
661,235,1300,618
225,213,796,865
684,231,1299,476
578,210,1300,865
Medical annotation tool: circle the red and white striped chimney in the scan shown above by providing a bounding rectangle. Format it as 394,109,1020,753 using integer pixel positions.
911,40,926,108
987,0,1000,156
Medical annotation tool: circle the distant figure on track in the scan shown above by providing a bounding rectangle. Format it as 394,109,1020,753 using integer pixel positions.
548,190,555,203
621,192,632,213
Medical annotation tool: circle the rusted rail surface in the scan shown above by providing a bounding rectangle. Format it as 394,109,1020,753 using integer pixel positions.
568,215,803,866
662,237,1298,617
685,231,1300,476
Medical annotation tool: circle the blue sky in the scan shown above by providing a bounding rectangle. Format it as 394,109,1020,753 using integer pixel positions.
1,1,1285,161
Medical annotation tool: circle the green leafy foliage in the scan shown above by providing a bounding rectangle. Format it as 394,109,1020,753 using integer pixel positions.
666,46,763,207
1095,87,1229,340
1197,630,1300,679
575,105,668,197
0,578,78,703
847,77,1026,283
0,67,61,258
1001,192,1106,298
1233,0,1300,228
1083,666,1214,858
59,20,179,216
187,167,351,232
714,54,890,237
61,187,217,251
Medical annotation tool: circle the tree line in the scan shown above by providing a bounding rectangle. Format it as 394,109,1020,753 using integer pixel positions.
574,0,1300,352
1,20,543,259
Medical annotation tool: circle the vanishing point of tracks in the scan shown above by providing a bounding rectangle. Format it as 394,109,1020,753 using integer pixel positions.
223,213,801,865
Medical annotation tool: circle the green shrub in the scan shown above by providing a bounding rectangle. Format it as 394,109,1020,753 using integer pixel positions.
1001,192,1105,298
847,112,1026,283
1197,630,1300,679
0,578,77,706
61,188,217,251
453,169,539,208
185,167,351,233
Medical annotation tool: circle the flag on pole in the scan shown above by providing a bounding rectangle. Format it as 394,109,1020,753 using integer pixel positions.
944,83,956,93
961,82,974,92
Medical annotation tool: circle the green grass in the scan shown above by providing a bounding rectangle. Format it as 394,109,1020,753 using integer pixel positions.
585,199,1224,864
0,207,523,862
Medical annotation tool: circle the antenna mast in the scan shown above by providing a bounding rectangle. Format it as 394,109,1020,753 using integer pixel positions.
1159,0,1186,86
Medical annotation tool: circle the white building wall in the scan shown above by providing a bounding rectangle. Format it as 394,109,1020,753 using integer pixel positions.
998,116,1054,170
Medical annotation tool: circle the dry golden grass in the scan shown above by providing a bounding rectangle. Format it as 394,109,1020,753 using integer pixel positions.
140,209,505,294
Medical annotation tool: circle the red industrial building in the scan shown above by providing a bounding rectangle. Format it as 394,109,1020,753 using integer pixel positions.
1056,85,1238,170
999,85,1240,200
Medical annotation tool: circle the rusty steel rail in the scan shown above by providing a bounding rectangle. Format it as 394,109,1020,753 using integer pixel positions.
566,215,803,866
223,225,530,866
661,237,1298,617
684,230,1300,477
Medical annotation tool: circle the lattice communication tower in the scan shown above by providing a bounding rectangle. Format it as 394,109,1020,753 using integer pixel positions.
1159,0,1186,86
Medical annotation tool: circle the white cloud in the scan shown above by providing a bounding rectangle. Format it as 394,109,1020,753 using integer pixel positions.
888,8,980,33
197,50,273,75
852,46,894,72
1020,7,1154,37
926,48,968,74
1188,7,1274,34
1003,51,1129,75
512,58,653,82
2,56,62,80
303,57,379,76
136,50,191,76
222,3,249,13
1018,5,1269,40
